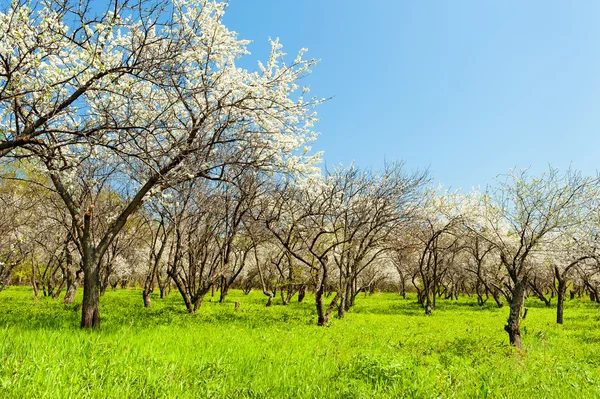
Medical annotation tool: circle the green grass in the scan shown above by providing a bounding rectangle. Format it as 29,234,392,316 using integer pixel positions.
1,287,599,398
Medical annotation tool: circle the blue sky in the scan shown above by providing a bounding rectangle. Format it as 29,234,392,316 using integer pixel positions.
223,1,600,190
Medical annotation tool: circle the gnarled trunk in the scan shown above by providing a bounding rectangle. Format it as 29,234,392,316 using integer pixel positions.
504,276,527,349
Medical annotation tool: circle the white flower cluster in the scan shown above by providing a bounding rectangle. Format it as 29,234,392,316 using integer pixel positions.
1,0,323,186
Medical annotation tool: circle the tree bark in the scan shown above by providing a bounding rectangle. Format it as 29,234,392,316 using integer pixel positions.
504,276,527,349
62,272,79,304
142,289,152,308
219,276,228,303
265,293,274,307
81,213,100,329
297,285,306,303
337,294,346,319
555,266,566,324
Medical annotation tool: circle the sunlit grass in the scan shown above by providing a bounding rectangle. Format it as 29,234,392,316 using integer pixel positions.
1,287,599,398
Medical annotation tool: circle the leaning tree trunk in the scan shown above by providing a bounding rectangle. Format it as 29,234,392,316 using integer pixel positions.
504,276,527,349
169,271,194,313
81,214,100,329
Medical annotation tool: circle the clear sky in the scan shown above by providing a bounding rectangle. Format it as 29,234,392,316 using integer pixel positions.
223,1,600,190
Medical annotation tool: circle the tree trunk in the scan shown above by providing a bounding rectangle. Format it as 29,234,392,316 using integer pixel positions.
81,213,100,329
80,258,100,328
63,279,78,304
504,277,527,349
193,295,203,312
159,282,169,298
337,294,346,319
297,285,306,303
491,288,504,308
62,262,80,305
31,261,40,300
219,276,229,303
316,279,326,326
170,272,194,313
424,281,432,315
142,289,152,308
555,267,566,324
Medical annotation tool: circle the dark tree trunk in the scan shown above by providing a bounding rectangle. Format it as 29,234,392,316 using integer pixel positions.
316,282,340,327
80,258,100,328
219,276,229,303
193,294,204,312
504,276,527,349
297,285,306,303
398,273,406,298
475,282,486,306
555,266,566,324
529,279,551,307
182,293,194,313
316,269,327,326
142,289,152,308
169,269,194,313
265,293,274,307
424,279,432,315
556,283,566,324
490,287,504,308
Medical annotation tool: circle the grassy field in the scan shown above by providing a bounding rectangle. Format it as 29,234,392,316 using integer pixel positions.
0,287,599,398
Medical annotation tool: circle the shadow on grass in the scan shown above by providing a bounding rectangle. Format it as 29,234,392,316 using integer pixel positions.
350,296,503,317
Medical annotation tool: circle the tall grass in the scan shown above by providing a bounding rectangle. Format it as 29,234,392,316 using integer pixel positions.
0,287,599,398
